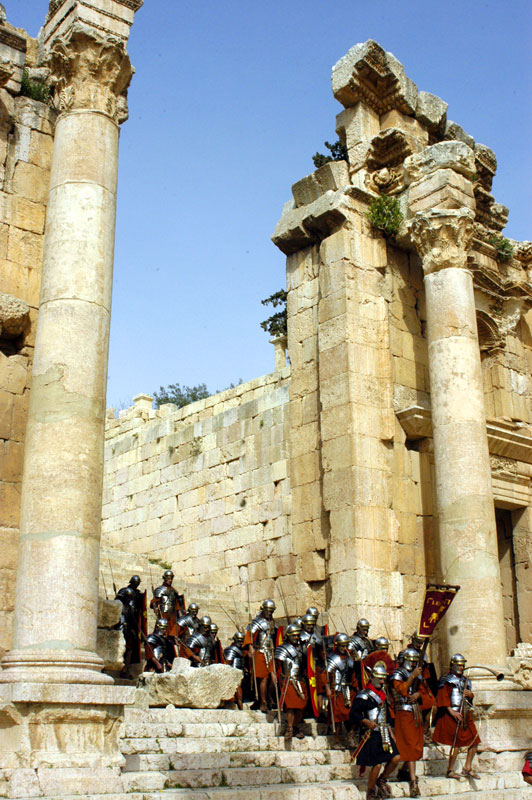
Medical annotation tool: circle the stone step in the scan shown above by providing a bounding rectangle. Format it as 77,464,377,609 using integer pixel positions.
120,733,334,755
123,748,353,772
123,707,267,724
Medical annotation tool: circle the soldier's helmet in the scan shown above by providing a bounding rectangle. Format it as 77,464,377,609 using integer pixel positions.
306,606,319,619
261,599,276,616
188,602,199,615
286,622,302,643
402,647,420,671
450,653,467,674
356,618,370,636
129,575,141,589
371,662,388,683
233,631,245,645
410,632,426,650
156,618,169,634
336,633,349,649
210,623,218,636
199,615,212,632
374,636,389,652
163,569,174,582
302,613,316,632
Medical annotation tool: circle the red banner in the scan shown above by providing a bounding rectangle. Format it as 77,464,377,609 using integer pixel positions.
417,584,460,638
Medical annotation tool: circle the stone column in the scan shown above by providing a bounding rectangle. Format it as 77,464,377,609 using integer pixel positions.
0,25,133,684
410,208,507,667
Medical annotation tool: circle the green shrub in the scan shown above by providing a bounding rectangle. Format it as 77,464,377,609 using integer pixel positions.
260,289,287,337
366,194,403,238
20,69,50,104
487,234,514,263
312,140,348,169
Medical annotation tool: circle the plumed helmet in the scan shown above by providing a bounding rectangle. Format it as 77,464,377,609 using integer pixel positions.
402,647,420,671
156,618,169,632
356,618,370,634
233,631,245,644
286,622,302,642
210,623,218,635
302,613,316,630
374,636,389,652
336,633,349,647
372,662,388,682
450,653,466,673
163,569,174,580
188,603,199,614
129,575,141,589
261,599,276,612
306,606,319,619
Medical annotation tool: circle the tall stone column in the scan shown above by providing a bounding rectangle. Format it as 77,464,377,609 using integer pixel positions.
410,208,508,667
0,25,133,684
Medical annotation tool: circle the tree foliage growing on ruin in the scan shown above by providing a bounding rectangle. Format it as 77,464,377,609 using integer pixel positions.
153,383,210,408
20,69,50,104
312,140,348,169
366,194,404,238
488,234,514,263
260,290,287,338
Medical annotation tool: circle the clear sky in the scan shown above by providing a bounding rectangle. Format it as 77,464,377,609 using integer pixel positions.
11,1,532,408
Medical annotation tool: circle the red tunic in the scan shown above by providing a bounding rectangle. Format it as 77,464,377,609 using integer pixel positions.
253,651,274,678
282,679,308,711
392,680,424,761
432,683,480,747
331,688,353,722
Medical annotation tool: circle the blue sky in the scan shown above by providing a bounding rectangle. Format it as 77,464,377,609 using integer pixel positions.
12,1,532,408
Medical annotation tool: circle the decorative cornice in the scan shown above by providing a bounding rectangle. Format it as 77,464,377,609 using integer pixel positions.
397,405,532,466
408,208,475,274
0,26,27,53
46,23,133,121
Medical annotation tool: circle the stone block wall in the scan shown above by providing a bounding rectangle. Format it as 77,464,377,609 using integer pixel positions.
102,369,293,614
0,25,54,657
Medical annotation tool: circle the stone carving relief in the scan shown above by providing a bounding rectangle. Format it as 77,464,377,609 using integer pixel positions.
409,208,475,274
46,23,133,121
363,127,414,195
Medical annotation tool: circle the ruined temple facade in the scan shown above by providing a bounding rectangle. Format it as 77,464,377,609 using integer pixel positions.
0,6,532,795
101,42,532,672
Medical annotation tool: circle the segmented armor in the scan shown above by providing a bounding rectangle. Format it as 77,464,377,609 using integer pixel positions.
357,688,392,752
391,666,417,712
349,633,374,660
438,672,472,712
275,641,305,699
223,643,244,670
177,613,199,637
145,632,173,670
185,632,213,666
249,613,275,665
327,652,351,706
299,629,323,649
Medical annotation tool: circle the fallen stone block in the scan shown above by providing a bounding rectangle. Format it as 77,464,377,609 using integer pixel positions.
136,658,242,709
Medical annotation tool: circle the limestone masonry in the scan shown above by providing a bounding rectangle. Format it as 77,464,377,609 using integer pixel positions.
0,6,531,799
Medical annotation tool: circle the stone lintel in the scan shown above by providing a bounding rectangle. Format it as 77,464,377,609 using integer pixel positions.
44,0,142,49
397,404,532,465
0,26,27,94
272,187,352,255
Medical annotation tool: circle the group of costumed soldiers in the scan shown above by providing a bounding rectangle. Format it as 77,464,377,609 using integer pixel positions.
115,573,503,800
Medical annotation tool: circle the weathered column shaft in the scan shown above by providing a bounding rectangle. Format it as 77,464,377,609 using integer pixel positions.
412,209,507,667
1,26,132,684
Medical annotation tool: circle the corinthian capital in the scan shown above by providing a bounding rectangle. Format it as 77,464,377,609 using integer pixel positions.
409,208,475,275
46,23,134,121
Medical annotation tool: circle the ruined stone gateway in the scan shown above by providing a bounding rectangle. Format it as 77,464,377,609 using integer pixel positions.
0,3,531,798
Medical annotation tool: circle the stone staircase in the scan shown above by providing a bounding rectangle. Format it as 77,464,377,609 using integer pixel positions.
114,706,526,800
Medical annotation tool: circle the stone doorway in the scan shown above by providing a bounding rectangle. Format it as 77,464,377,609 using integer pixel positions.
496,506,520,652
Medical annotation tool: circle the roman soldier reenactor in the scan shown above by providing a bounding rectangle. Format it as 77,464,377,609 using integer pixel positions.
210,622,224,663
299,612,323,650
275,622,308,740
349,618,375,660
144,618,175,673
224,631,245,710
326,632,355,747
150,569,185,636
390,647,433,797
115,574,146,678
349,662,400,800
185,615,214,667
244,599,277,713
433,653,480,780
176,602,200,638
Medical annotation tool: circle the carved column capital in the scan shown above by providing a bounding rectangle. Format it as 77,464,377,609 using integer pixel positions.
409,208,475,274
46,23,133,122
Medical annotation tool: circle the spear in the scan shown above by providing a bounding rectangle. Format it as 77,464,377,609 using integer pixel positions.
100,569,109,600
246,582,259,701
108,559,117,595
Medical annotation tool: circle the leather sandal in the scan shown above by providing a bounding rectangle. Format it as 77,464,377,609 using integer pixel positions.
446,770,461,779
462,768,480,779
284,725,293,740
376,775,392,797
409,778,420,797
